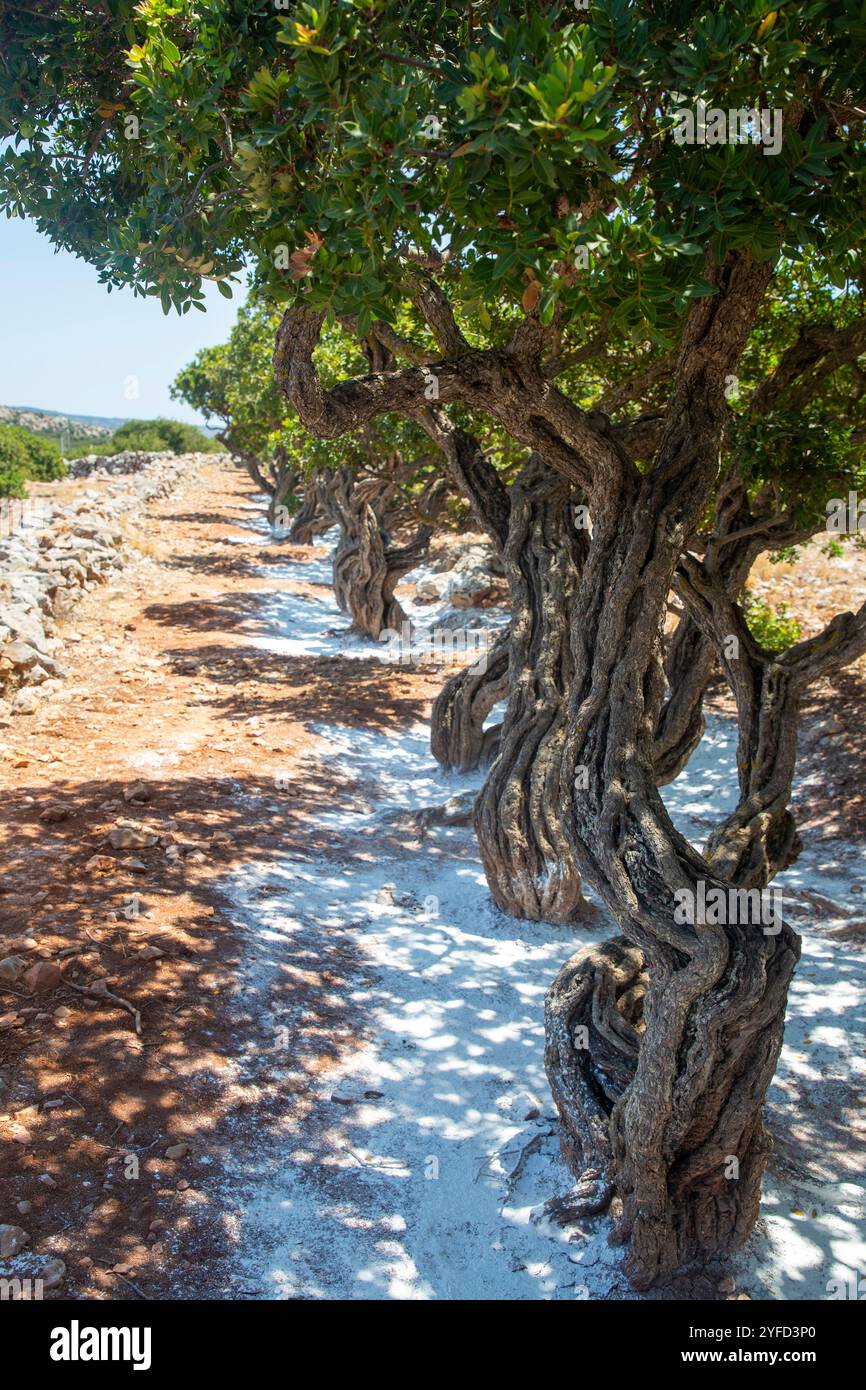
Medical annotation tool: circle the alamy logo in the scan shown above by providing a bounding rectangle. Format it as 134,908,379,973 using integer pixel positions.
674,882,783,934
826,1269,866,1299
0,1276,43,1300
672,98,782,156
378,621,492,673
49,1321,152,1371
826,492,866,533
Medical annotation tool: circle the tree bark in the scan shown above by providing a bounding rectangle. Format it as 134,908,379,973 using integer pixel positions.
473,457,594,923
266,446,298,530
288,469,335,544
543,474,801,1287
418,413,515,772
220,435,299,533
539,253,804,1288
430,626,510,772
331,467,441,640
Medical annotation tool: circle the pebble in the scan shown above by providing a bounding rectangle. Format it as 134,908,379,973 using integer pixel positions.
123,782,151,803
0,1224,30,1257
0,955,25,984
85,854,116,873
108,824,159,850
23,960,62,993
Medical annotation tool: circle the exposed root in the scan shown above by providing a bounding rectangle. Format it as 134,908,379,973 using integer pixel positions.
67,980,142,1035
543,937,646,1222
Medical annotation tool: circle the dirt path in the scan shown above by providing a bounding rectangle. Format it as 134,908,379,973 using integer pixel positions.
0,458,441,1300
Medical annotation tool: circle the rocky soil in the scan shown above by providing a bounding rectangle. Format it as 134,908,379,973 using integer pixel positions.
0,453,218,716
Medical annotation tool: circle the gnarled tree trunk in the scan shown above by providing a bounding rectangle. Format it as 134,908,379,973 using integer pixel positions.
430,626,509,772
266,446,299,530
544,474,802,1288
538,254,807,1288
222,436,299,534
331,470,400,635
419,414,515,774
289,469,335,544
331,468,443,640
473,458,593,923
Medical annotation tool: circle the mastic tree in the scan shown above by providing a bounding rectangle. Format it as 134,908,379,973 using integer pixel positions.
172,297,358,523
174,294,450,635
4,0,866,1288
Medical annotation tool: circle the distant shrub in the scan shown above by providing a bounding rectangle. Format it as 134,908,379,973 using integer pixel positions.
0,425,29,491
743,591,802,653
0,422,64,496
15,427,65,480
64,417,218,459
110,417,218,454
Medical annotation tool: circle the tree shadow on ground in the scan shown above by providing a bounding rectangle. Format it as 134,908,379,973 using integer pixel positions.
0,766,372,1301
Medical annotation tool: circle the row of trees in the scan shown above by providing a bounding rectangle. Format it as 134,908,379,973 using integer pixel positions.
3,0,866,1288
172,300,458,637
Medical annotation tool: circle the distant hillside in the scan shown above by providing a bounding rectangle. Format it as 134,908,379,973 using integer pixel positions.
0,404,117,441
0,405,220,440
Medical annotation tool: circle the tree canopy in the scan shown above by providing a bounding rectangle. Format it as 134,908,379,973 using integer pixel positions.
3,1,865,335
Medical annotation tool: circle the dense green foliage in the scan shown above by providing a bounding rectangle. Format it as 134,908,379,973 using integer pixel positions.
63,416,219,458
0,422,66,497
743,590,803,652
2,1,864,536
1,4,865,533
2,1,864,332
0,424,29,499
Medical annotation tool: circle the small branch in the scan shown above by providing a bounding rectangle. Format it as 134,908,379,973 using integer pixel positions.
82,117,113,177
67,980,142,1034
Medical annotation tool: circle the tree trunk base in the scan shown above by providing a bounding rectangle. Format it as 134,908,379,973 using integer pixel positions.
544,937,645,1218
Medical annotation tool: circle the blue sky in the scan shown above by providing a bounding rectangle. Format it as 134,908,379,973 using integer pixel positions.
0,215,246,425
